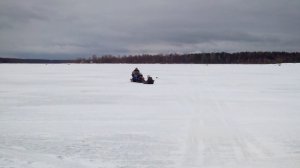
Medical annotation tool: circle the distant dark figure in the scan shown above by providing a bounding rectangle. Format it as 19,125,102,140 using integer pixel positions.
131,68,145,83
132,68,141,78
144,75,154,84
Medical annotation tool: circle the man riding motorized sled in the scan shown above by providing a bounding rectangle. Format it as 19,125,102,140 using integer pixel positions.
131,68,154,84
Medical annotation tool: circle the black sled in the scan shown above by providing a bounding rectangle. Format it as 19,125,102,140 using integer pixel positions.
143,78,154,84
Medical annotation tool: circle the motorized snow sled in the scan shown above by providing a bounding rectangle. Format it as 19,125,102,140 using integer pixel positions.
131,75,154,84
131,76,145,83
131,68,154,84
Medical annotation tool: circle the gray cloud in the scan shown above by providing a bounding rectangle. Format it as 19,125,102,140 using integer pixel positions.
0,0,299,59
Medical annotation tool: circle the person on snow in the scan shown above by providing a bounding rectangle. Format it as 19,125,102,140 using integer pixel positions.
132,68,141,78
131,68,144,82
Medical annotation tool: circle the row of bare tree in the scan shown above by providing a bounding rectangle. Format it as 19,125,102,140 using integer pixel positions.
76,52,300,64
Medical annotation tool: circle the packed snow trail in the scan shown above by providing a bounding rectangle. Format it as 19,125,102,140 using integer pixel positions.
0,64,300,168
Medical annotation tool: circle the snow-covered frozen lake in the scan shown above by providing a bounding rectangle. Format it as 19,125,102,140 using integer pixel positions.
0,64,300,168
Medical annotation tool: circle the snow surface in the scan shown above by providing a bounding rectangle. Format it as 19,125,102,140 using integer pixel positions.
0,64,300,168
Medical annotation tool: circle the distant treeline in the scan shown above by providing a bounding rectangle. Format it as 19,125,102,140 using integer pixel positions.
0,57,74,64
77,52,300,64
1,52,300,64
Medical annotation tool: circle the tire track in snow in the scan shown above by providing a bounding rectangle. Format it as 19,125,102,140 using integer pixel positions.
207,87,274,161
181,78,274,167
0,146,90,168
180,76,206,167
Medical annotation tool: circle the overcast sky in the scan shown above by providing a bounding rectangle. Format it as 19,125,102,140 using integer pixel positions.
0,0,299,59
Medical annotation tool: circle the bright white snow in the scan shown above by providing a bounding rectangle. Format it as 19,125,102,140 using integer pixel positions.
0,64,300,168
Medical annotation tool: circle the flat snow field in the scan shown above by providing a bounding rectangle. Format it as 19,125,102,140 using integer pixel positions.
0,64,300,168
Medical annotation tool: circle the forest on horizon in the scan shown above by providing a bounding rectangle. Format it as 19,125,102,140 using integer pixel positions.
1,52,300,64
